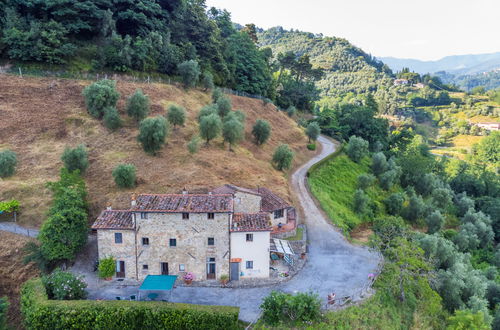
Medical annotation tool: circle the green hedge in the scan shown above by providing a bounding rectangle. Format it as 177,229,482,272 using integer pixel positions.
306,141,343,175
21,278,240,330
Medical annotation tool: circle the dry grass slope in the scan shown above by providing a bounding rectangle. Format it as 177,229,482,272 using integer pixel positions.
0,75,309,227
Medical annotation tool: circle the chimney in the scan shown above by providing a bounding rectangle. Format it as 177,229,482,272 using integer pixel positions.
106,203,112,211
208,191,212,195
182,187,188,195
131,193,137,207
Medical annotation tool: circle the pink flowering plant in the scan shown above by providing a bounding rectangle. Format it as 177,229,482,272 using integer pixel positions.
183,272,195,281
42,269,87,300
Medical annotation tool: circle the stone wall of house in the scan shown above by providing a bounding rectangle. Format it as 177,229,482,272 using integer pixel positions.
233,191,261,213
135,212,231,281
97,229,137,279
270,208,287,226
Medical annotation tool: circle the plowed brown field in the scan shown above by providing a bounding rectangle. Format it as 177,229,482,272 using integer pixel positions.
0,74,310,227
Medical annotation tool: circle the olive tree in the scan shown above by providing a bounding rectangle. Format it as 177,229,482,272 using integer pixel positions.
0,150,17,178
82,79,120,119
201,71,214,91
305,122,320,142
61,145,89,174
126,89,150,122
354,189,370,214
222,117,244,151
137,116,168,155
216,96,232,118
103,107,122,130
112,164,136,188
426,210,445,234
384,192,405,215
346,135,369,163
177,60,200,88
199,113,222,144
372,152,388,176
252,119,271,145
272,144,294,171
357,173,376,190
167,104,186,128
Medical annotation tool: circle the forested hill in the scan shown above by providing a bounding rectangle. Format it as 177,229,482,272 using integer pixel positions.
258,27,394,97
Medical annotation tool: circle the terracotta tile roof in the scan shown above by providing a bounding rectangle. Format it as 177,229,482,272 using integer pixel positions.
231,212,272,232
211,184,261,196
91,210,133,230
133,194,233,213
256,187,290,212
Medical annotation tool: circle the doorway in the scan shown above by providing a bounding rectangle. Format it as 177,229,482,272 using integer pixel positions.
230,262,239,281
160,262,169,275
206,257,216,279
116,260,125,278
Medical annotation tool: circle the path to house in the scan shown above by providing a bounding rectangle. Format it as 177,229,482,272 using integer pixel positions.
163,136,381,322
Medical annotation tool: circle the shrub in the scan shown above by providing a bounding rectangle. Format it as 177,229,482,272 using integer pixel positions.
61,144,89,173
199,113,222,144
252,119,271,145
357,173,376,190
307,143,316,151
0,296,8,329
431,188,453,210
353,189,369,214
112,164,136,188
201,71,214,91
403,193,427,222
260,291,321,325
273,144,294,171
384,193,405,215
379,169,400,190
305,122,321,142
42,270,87,300
446,310,490,330
346,135,369,163
137,116,168,155
187,136,200,154
98,257,115,279
103,106,122,130
126,89,150,122
198,104,218,122
426,210,445,234
372,152,388,176
286,106,296,117
21,278,239,329
177,60,200,88
0,149,17,178
216,96,232,118
82,80,120,119
167,104,186,128
212,88,223,103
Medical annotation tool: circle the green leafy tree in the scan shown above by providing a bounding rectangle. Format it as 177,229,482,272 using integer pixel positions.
357,173,376,190
252,119,271,145
273,144,294,171
0,149,17,178
112,164,136,188
126,89,150,122
103,107,122,130
216,96,232,118
61,145,89,174
346,136,369,163
82,80,120,119
456,192,475,217
446,310,490,330
305,122,320,142
177,60,200,88
98,257,116,279
199,113,222,144
379,169,400,190
404,192,427,222
260,291,321,325
222,117,244,151
432,188,453,210
42,270,87,300
426,210,445,234
167,104,186,128
137,116,168,155
212,88,223,103
384,193,405,215
372,152,388,176
286,106,296,117
197,104,218,122
201,71,214,91
354,189,369,214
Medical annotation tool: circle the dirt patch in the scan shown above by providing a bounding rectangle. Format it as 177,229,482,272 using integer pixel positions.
0,74,309,227
350,223,374,244
0,231,39,329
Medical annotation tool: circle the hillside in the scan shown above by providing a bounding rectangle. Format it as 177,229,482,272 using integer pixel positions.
258,27,394,98
0,74,310,227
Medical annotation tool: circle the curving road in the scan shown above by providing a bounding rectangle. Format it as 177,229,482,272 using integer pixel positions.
166,136,382,322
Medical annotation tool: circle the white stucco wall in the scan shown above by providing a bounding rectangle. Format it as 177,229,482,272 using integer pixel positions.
230,231,270,278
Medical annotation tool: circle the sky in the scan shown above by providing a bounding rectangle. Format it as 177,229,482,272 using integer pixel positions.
205,0,500,61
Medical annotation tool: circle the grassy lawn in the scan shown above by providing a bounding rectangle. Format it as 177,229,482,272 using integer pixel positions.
284,227,303,241
430,134,484,160
308,153,391,234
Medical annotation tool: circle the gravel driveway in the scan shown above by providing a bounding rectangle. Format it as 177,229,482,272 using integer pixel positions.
168,136,382,322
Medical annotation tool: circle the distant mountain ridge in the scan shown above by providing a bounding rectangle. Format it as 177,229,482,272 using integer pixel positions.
380,52,500,75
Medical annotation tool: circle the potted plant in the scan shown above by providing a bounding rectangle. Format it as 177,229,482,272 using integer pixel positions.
98,256,115,280
183,272,194,285
219,274,229,286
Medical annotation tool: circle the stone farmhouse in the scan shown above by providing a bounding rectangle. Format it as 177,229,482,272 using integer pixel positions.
91,185,297,282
